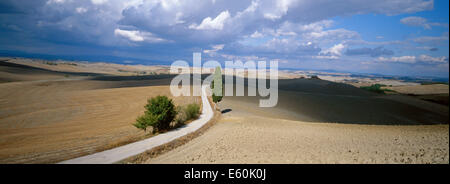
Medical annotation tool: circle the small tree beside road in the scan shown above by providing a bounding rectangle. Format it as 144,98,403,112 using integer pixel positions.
211,66,223,110
134,95,176,133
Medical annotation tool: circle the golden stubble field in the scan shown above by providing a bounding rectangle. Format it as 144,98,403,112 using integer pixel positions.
146,99,449,164
0,59,198,163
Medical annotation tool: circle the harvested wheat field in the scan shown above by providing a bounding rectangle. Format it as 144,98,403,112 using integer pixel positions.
0,60,198,163
145,78,449,164
146,101,449,164
384,84,449,95
147,115,448,164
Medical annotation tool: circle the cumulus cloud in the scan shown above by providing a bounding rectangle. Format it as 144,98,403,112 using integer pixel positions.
345,46,394,57
189,10,230,30
46,0,67,4
75,7,87,14
13,0,431,48
400,16,448,29
304,29,360,42
401,16,430,29
91,0,108,5
316,43,346,59
203,44,225,55
0,0,446,74
114,28,166,43
378,56,416,63
265,20,333,37
378,55,448,64
418,55,449,63
114,29,144,42
413,32,449,45
116,0,433,45
262,0,296,20
250,31,263,38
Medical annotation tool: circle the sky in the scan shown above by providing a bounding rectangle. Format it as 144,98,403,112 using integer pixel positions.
0,0,449,78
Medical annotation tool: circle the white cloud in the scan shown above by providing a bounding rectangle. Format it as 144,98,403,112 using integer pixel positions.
250,31,263,38
91,0,108,5
271,29,297,37
377,55,448,64
243,0,259,13
299,20,334,32
400,16,447,29
189,11,230,30
263,38,301,53
76,7,87,14
378,56,416,63
114,28,166,43
418,55,448,63
413,32,449,44
401,16,430,29
306,29,359,40
174,12,185,24
114,29,144,42
46,0,67,4
318,43,346,58
4,0,446,71
203,44,225,55
263,13,282,21
263,0,297,20
264,20,337,39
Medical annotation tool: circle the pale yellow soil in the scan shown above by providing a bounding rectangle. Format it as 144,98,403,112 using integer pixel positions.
2,57,169,76
0,79,198,163
146,113,449,164
145,87,449,164
0,59,199,163
384,84,449,95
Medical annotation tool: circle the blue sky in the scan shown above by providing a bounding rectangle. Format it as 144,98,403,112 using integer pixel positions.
0,0,448,78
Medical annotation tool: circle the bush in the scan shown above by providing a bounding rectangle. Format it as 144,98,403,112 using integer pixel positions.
134,114,157,132
185,103,200,120
134,95,176,132
45,62,57,65
175,106,187,126
213,94,223,104
175,103,201,126
360,84,395,94
310,75,320,79
360,84,383,93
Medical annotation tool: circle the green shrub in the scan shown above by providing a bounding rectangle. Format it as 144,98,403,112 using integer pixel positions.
310,75,320,79
212,93,222,103
360,84,395,94
175,103,201,126
134,95,176,132
360,84,383,93
45,62,57,65
185,103,200,120
175,106,188,126
134,114,157,132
